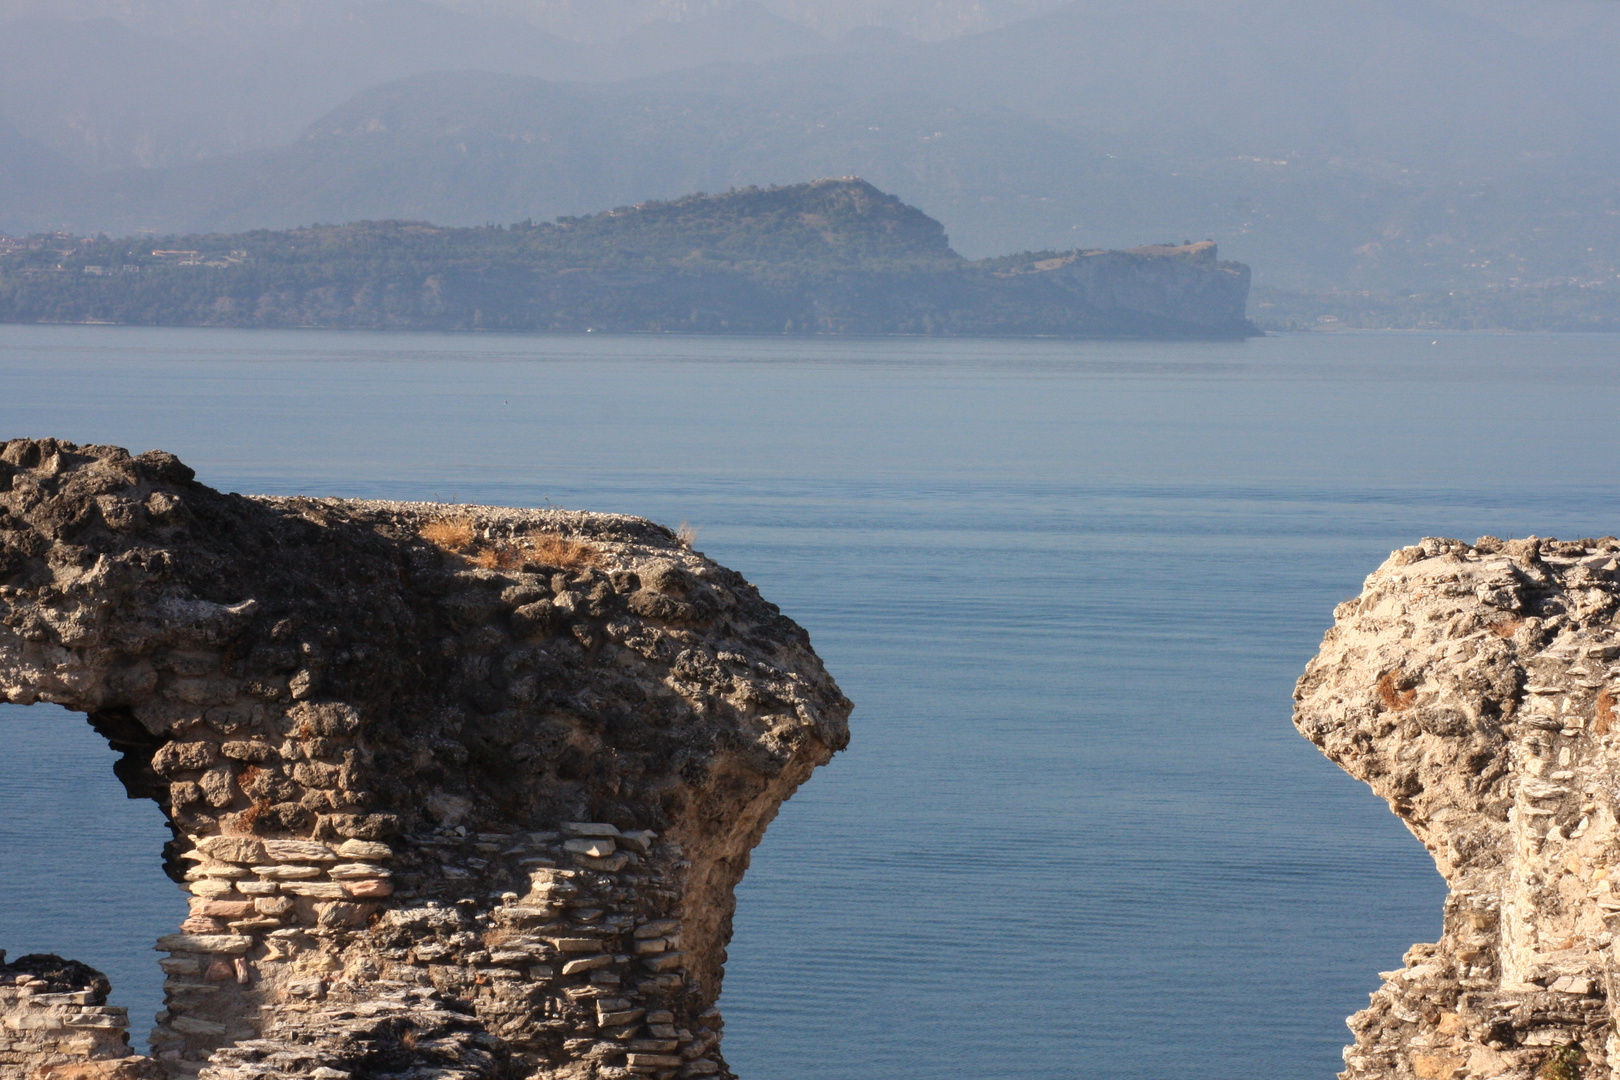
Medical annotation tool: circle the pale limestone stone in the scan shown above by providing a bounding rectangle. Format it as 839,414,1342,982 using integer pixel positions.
341,879,393,899
260,840,337,863
249,865,321,880
559,956,614,975
1297,535,1620,1080
155,934,252,955
333,840,392,860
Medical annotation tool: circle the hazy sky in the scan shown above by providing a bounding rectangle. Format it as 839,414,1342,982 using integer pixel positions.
0,0,1071,39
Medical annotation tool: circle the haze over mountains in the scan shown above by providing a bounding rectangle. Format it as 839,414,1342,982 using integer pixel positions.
2,0,1617,291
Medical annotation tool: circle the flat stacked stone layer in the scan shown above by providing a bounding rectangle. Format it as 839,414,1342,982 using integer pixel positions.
0,438,852,1080
0,952,149,1078
1296,535,1620,1080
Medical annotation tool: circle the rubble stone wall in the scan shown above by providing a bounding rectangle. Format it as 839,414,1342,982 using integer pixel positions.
0,438,852,1080
1296,535,1620,1080
0,953,144,1077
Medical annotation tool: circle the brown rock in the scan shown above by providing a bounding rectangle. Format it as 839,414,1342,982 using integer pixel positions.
196,900,256,919
31,1057,166,1080
151,740,217,775
343,878,393,898
0,439,851,1080
314,901,371,928
196,836,267,864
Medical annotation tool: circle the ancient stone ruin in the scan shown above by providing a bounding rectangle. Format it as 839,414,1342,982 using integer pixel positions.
0,438,851,1080
1296,535,1620,1080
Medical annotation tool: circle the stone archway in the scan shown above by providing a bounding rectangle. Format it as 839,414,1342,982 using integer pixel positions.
0,438,851,1080
0,699,182,1074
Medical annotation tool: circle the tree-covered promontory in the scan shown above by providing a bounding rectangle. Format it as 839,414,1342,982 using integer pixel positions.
0,179,1256,339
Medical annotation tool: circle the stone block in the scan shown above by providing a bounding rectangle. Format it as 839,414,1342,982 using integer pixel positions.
560,956,614,976
334,839,393,860
249,864,322,880
167,1015,227,1037
152,741,218,776
633,921,681,939
327,862,390,880
280,882,346,899
342,878,393,898
314,901,371,928
155,934,252,954
187,880,238,898
642,953,684,973
625,1054,682,1068
195,900,256,919
195,836,268,865
628,1039,680,1053
262,840,338,862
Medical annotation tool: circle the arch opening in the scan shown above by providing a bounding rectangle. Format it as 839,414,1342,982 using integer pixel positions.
0,702,185,1071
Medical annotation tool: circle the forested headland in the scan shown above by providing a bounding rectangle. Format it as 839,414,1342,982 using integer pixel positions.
0,179,1256,339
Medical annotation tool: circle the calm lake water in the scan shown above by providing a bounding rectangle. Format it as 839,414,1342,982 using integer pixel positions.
3,326,1620,1079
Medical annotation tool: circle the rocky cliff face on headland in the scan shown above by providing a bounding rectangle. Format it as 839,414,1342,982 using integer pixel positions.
0,179,1257,339
1296,535,1620,1080
0,438,851,1080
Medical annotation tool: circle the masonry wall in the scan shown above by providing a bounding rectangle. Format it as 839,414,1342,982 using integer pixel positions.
0,438,852,1080
0,953,138,1078
1296,535,1620,1080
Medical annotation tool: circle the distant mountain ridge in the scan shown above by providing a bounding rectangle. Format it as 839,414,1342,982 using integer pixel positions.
0,180,1257,338
0,1,839,172
3,0,1617,292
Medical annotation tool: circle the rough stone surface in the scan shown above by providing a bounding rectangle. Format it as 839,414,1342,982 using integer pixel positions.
1296,534,1620,1080
0,438,852,1080
0,952,140,1076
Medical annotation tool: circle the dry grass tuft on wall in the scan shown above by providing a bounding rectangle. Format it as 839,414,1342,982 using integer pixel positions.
528,533,599,569
419,518,477,552
420,516,599,570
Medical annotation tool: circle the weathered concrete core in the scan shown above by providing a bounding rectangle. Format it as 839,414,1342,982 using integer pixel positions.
1296,535,1620,1080
0,438,851,1080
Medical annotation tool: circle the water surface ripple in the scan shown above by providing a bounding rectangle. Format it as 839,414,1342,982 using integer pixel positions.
3,327,1618,1079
